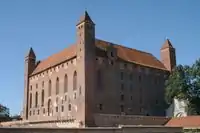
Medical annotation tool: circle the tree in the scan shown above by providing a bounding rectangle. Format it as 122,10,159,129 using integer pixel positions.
165,58,200,114
0,104,9,117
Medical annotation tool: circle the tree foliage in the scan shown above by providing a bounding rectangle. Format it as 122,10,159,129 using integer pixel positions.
165,58,200,114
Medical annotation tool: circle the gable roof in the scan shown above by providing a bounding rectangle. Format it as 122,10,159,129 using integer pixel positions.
31,39,167,76
165,116,200,128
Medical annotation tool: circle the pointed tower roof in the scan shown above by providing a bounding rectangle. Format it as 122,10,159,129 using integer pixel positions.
26,47,36,58
76,11,95,26
161,39,174,50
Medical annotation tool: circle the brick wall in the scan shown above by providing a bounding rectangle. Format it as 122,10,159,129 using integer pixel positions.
94,114,170,127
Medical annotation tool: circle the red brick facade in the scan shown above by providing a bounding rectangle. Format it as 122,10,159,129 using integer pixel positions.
23,11,176,127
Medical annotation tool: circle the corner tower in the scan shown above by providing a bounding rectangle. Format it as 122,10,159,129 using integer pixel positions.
160,39,176,72
76,11,96,126
23,47,36,120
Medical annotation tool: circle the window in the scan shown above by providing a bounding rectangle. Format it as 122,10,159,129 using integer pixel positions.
138,75,141,82
61,105,64,112
99,104,103,111
56,77,59,95
73,71,77,90
121,94,124,101
30,85,32,91
120,105,124,112
64,74,68,93
35,92,38,107
79,86,82,95
37,109,40,115
47,99,52,116
68,104,72,111
110,52,114,57
120,72,124,80
56,106,58,112
43,108,45,114
41,89,44,106
74,93,76,99
48,80,52,97
130,96,133,100
156,99,158,104
65,95,67,101
29,93,32,108
36,84,38,89
124,63,127,68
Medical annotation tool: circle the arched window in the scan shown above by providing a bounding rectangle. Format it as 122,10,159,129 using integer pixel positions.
41,89,44,106
73,71,77,90
48,80,52,97
47,99,52,116
35,92,38,107
64,74,68,93
56,77,59,95
29,93,32,108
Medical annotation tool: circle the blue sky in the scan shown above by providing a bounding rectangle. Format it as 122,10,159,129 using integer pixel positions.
0,0,199,115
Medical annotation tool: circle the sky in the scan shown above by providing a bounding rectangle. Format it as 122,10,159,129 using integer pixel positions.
0,0,200,115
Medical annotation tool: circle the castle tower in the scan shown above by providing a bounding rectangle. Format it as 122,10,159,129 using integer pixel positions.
160,39,176,72
23,47,36,120
76,11,96,126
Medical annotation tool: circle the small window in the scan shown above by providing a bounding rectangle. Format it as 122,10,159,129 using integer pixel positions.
121,94,124,101
61,105,64,112
68,104,72,111
156,99,158,104
37,109,39,115
99,104,103,111
124,63,127,68
138,75,141,82
36,84,38,89
74,93,76,99
120,72,124,80
43,108,45,114
42,81,44,88
56,106,58,112
110,52,114,57
65,95,67,101
130,96,133,100
29,111,32,116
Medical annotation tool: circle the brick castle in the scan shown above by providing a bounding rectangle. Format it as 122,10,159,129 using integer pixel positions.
23,11,176,127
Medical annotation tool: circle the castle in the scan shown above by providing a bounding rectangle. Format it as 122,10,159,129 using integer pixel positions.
22,11,176,127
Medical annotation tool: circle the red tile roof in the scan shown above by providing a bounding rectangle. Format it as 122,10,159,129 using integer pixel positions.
165,116,200,128
31,39,167,75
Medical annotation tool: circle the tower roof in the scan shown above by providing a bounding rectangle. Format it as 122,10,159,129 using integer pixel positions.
161,39,174,50
76,11,94,25
26,47,36,58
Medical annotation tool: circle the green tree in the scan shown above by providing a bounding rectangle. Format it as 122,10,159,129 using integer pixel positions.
165,58,200,114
